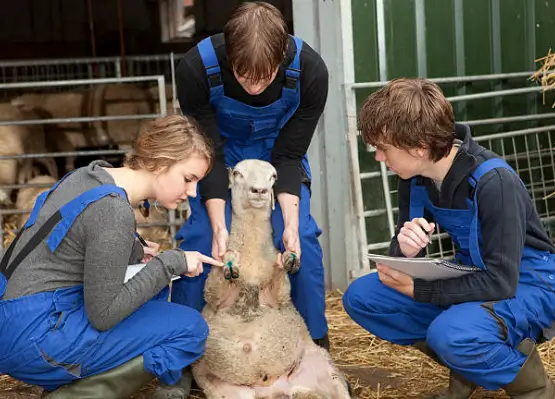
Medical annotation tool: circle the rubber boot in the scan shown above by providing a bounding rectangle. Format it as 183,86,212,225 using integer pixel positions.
504,338,555,398
413,341,477,399
313,334,330,352
42,355,154,399
152,366,193,399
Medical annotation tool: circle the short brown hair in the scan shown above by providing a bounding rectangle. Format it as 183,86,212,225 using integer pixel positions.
224,1,288,82
124,114,214,173
358,78,455,162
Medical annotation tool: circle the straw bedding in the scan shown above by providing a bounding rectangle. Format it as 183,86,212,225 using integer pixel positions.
1,223,555,399
1,289,555,398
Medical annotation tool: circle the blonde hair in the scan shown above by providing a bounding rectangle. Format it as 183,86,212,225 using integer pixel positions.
124,114,214,173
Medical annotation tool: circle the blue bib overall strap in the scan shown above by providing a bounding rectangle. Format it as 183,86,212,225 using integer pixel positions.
0,181,127,299
197,35,303,128
467,157,523,269
409,157,522,270
196,37,224,101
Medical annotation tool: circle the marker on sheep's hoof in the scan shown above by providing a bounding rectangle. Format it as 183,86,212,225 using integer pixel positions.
283,251,300,274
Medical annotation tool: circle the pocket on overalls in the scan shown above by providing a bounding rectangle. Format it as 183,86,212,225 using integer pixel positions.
34,288,101,372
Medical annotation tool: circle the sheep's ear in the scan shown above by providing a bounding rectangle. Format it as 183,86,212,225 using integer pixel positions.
269,172,277,186
227,167,234,188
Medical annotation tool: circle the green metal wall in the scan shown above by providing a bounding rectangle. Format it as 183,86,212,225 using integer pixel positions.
352,0,555,254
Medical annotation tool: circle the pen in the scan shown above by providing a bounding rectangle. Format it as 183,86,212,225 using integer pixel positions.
135,232,149,247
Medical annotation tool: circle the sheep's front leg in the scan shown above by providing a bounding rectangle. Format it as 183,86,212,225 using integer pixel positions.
261,255,292,308
203,255,240,311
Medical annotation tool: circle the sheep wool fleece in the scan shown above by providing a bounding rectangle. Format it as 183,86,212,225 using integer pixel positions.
174,35,328,340
343,157,555,390
0,170,208,391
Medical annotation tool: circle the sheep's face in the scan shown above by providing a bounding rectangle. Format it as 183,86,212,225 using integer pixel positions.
229,160,277,214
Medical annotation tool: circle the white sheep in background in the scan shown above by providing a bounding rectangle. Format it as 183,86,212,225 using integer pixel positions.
134,199,191,248
11,83,153,173
0,103,57,206
14,175,57,228
192,159,352,399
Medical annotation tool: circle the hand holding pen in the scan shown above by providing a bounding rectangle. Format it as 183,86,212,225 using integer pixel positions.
136,232,160,263
397,217,435,258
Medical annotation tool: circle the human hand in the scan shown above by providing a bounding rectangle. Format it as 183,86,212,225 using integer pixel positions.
182,251,223,278
212,227,229,262
282,225,301,259
142,240,160,263
398,218,435,258
376,263,414,298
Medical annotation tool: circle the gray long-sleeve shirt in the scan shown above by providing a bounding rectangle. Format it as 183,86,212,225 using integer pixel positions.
3,160,187,331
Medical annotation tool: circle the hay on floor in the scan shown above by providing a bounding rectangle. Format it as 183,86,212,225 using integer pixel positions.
2,290,555,398
1,221,555,398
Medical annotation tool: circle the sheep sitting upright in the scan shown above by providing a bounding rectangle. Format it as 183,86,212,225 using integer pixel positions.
192,159,351,399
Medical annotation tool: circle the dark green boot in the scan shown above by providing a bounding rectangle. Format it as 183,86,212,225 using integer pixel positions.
504,338,555,398
413,341,477,399
152,366,193,399
42,355,154,399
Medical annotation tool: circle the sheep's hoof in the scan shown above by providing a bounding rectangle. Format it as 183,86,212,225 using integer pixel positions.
223,250,240,280
223,259,240,280
283,251,300,274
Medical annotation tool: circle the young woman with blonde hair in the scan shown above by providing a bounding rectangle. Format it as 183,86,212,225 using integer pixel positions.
0,114,221,399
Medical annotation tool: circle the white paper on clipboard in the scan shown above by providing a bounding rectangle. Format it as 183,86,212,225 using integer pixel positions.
124,263,181,283
367,253,481,281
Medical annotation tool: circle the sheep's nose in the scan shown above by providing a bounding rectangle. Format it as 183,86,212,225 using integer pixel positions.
250,187,268,195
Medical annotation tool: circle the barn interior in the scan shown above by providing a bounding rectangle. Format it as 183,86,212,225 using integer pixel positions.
2,1,555,399
0,0,293,250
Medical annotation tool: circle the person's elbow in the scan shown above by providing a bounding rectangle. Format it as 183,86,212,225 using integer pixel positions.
485,272,519,301
86,308,118,332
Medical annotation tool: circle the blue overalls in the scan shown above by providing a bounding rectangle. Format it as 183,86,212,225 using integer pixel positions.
173,35,328,340
343,158,555,390
0,172,208,391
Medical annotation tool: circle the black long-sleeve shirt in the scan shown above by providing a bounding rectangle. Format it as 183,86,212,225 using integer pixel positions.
175,33,329,200
389,123,555,308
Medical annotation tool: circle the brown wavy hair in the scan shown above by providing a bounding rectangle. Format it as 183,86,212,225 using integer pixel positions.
358,78,455,162
224,1,288,82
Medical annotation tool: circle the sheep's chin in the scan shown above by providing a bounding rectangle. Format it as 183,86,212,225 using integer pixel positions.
248,198,269,209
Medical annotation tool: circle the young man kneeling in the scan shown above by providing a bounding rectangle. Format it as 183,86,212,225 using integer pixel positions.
343,77,555,398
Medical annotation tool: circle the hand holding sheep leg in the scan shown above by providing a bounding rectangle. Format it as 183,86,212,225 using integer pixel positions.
282,251,300,274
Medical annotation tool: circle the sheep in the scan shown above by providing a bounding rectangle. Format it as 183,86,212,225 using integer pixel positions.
134,199,191,248
191,159,352,399
11,83,154,173
146,84,180,115
15,175,57,228
0,103,57,206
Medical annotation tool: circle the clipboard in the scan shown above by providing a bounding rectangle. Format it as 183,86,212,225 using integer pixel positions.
367,253,481,281
124,263,182,283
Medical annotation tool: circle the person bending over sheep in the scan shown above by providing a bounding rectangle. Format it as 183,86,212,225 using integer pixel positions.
0,114,222,399
173,1,331,351
343,78,555,398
